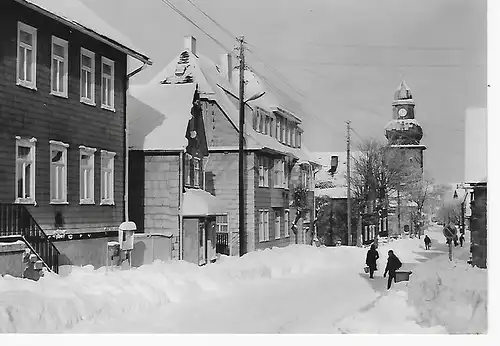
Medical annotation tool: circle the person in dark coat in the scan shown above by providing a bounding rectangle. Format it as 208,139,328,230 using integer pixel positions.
365,244,379,279
424,235,431,250
459,233,465,247
384,250,402,290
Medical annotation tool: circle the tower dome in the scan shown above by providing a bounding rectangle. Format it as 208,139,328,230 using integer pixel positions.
385,80,423,145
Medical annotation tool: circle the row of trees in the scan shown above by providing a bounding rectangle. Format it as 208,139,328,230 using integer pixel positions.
315,138,438,245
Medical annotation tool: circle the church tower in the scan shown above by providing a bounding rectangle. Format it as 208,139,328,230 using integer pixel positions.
384,81,426,171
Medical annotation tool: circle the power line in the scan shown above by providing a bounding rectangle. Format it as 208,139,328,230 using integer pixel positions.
159,0,235,53
185,0,238,41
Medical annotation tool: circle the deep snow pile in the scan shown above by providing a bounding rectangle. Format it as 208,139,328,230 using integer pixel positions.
0,245,363,333
335,289,446,334
407,251,487,334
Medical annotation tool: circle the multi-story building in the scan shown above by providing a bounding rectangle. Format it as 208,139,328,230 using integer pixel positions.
0,0,151,275
127,36,319,259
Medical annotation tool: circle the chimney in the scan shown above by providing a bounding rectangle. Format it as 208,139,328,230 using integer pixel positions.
184,36,197,55
220,53,233,83
329,155,339,174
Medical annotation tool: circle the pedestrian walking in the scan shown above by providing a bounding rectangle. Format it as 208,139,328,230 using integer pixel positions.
424,235,431,250
459,233,465,247
365,244,379,279
384,250,402,290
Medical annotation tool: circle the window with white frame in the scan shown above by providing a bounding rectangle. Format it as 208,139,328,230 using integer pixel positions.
273,159,281,187
15,137,36,204
284,210,290,237
79,145,96,204
259,210,269,242
100,150,115,205
297,131,302,148
275,210,281,239
50,36,68,97
193,157,200,187
101,57,115,110
184,153,192,186
216,214,228,233
17,22,37,89
281,118,286,143
50,140,68,204
276,117,281,141
283,162,289,189
258,156,269,187
80,48,95,104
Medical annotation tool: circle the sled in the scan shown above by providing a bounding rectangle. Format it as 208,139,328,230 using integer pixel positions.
394,270,412,283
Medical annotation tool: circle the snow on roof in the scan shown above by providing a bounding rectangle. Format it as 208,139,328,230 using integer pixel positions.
182,189,225,217
138,45,318,164
127,83,195,151
313,151,362,199
16,0,150,63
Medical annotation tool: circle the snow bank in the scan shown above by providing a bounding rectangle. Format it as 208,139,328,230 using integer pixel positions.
407,250,487,334
0,245,353,333
335,290,446,334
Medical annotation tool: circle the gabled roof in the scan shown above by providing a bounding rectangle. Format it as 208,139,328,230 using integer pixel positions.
142,47,318,164
15,0,151,64
128,83,196,151
313,151,362,199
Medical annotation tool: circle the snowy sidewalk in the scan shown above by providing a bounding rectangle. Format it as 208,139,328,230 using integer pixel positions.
2,225,483,333
67,228,451,334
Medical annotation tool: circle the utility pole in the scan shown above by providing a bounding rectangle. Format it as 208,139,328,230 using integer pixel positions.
238,36,246,256
346,121,352,246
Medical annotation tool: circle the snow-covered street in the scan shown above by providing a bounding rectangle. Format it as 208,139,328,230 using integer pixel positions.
0,225,487,334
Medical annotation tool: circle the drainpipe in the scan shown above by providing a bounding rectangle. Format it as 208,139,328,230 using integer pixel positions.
124,62,149,222
179,151,184,260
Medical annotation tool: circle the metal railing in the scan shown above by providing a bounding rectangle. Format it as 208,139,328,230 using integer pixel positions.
216,232,230,256
0,203,60,273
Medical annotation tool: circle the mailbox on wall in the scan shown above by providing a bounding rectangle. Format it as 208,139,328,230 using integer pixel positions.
119,221,136,251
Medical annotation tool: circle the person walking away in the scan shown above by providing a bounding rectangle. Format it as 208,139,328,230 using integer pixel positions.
459,233,465,247
424,235,431,250
384,250,402,290
365,244,379,279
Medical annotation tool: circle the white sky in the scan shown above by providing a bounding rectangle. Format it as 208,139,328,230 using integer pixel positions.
82,0,486,183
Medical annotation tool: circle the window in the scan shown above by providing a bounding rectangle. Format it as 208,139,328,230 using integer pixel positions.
100,150,115,205
193,158,200,187
259,210,269,242
283,163,289,189
50,140,69,204
297,130,302,148
15,137,36,204
216,214,228,233
285,122,290,145
276,117,281,141
275,210,281,239
101,57,115,111
269,118,274,137
17,22,37,89
281,118,286,143
291,127,295,147
274,160,285,188
258,111,264,133
301,169,307,188
259,157,269,187
79,145,96,204
184,153,192,186
80,48,95,105
51,36,68,97
284,210,290,237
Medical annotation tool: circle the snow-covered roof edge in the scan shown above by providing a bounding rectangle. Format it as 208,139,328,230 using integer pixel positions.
16,0,152,65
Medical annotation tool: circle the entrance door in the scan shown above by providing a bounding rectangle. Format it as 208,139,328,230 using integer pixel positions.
183,218,199,264
198,221,207,266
